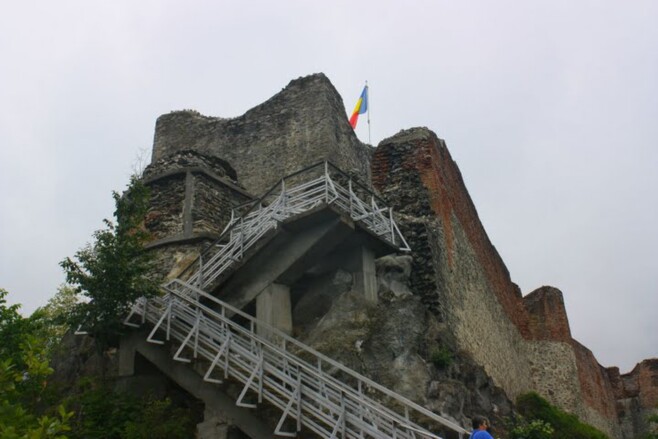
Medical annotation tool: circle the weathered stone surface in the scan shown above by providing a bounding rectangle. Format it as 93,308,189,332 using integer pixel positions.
152,74,373,196
291,269,353,334
609,359,658,437
376,254,413,300
142,150,252,280
523,286,572,342
372,128,535,400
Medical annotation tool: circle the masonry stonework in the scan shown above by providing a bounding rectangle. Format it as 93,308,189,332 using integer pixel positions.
608,360,658,437
143,149,252,278
152,74,373,196
371,128,534,399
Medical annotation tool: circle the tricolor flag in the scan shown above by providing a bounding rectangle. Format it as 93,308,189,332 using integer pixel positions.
349,85,368,129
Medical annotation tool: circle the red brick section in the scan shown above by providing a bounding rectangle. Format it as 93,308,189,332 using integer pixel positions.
609,360,658,408
570,340,619,419
637,360,658,408
372,129,531,336
522,286,572,342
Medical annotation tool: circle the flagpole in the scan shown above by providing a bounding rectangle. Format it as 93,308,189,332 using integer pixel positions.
366,81,371,145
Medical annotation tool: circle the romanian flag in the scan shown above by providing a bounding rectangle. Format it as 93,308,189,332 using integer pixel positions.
349,85,368,129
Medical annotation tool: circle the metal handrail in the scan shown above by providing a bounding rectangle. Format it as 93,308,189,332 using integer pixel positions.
128,279,468,439
179,161,410,290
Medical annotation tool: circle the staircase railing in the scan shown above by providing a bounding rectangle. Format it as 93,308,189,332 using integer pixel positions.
126,279,468,439
179,161,410,291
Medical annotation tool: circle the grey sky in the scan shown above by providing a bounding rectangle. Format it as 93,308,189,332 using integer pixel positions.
1,1,656,373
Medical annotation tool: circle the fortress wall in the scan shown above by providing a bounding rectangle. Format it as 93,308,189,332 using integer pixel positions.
144,73,655,437
144,174,186,240
523,286,621,436
372,128,534,399
609,360,658,437
526,340,584,415
152,74,373,196
523,286,572,342
571,340,620,420
142,150,252,279
372,127,623,437
191,172,247,236
634,359,658,410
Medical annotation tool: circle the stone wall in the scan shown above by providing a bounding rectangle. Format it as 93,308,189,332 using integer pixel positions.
371,128,534,399
570,340,620,429
526,340,584,415
609,360,658,437
145,173,186,240
370,127,625,437
142,150,252,278
151,74,373,196
523,286,572,342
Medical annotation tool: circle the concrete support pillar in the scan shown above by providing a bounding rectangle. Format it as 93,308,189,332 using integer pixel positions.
118,335,137,376
352,246,377,303
256,283,292,337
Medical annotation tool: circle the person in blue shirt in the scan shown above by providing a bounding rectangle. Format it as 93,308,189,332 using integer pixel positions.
470,415,494,439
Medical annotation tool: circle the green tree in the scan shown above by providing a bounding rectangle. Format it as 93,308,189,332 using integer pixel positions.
30,285,80,357
60,177,159,363
0,291,73,438
0,289,41,369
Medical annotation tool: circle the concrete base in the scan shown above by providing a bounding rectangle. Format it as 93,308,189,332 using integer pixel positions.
256,283,292,337
350,246,377,303
119,331,273,439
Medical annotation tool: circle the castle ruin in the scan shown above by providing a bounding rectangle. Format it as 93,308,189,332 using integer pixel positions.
116,73,656,438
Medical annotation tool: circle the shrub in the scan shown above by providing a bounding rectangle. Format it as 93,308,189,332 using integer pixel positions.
516,392,608,439
508,417,554,439
429,347,453,369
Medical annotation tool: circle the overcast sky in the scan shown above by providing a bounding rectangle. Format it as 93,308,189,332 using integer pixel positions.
1,1,656,373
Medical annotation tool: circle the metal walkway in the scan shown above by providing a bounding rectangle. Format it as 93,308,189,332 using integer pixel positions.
180,161,410,291
126,280,468,439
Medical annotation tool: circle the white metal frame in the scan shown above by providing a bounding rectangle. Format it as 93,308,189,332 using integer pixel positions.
127,280,468,439
184,161,410,290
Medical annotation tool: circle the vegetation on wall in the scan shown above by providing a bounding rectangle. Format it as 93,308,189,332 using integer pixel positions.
429,346,454,369
512,392,609,439
645,410,658,439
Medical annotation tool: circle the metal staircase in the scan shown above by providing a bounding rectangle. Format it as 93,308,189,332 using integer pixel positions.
123,161,468,438
180,161,410,291
126,280,468,439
